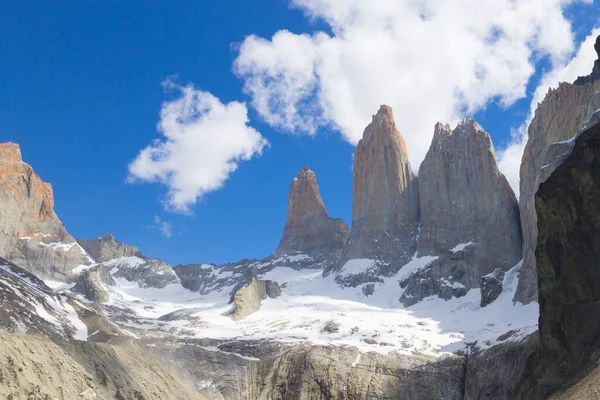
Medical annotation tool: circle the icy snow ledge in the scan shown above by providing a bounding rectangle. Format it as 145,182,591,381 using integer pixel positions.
451,241,474,253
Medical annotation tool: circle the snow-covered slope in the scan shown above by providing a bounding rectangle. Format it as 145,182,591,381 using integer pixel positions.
0,257,89,340
67,253,537,357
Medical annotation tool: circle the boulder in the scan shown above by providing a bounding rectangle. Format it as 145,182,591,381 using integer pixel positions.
230,278,282,320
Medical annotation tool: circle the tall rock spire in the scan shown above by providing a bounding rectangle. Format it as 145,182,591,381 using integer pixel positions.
274,166,349,258
333,105,420,277
418,118,521,263
399,119,522,306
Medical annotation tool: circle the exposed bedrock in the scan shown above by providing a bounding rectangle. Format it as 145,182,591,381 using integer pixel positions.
78,233,144,263
331,105,420,281
275,166,349,259
229,277,282,320
400,119,522,306
516,118,600,398
514,37,600,304
147,336,537,400
0,142,92,280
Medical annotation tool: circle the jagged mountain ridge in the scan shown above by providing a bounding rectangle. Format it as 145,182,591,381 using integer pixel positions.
0,112,540,399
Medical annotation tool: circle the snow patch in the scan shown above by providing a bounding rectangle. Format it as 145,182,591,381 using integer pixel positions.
451,241,474,253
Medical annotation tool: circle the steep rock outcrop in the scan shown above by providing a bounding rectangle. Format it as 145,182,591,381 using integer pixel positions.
517,119,600,398
466,334,538,399
230,277,282,320
108,257,179,289
480,269,505,308
400,120,521,305
418,119,521,261
0,143,92,280
514,38,600,304
333,105,420,281
73,264,116,303
149,339,466,400
78,233,144,263
275,166,349,258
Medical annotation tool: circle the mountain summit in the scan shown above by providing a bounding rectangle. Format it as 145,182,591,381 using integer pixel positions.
275,166,349,258
338,105,420,266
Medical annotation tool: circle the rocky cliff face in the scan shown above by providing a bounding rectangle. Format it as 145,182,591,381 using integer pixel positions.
517,118,600,399
0,143,92,280
399,119,522,305
514,38,600,304
331,105,420,283
418,119,521,260
229,277,282,320
78,233,144,263
108,257,180,289
275,166,349,259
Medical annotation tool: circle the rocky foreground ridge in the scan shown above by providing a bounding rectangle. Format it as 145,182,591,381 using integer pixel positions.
1,34,600,400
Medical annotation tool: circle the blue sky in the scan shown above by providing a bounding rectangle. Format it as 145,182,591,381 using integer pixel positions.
1,1,598,266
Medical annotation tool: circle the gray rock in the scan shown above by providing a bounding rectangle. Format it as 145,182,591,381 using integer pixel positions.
480,268,505,307
78,233,144,263
517,119,600,399
275,166,349,259
0,142,92,281
400,119,521,305
332,105,420,279
466,334,538,400
73,265,116,303
109,258,179,289
230,277,282,320
418,119,521,263
148,339,466,400
320,320,340,334
514,53,600,304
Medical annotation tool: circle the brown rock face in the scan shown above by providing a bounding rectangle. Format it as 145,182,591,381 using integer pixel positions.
337,105,420,267
0,143,91,280
274,167,349,258
514,59,600,304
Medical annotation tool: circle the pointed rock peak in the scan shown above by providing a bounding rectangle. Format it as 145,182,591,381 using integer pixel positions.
433,122,452,139
452,118,487,140
364,105,409,156
275,167,349,257
374,104,394,121
101,233,115,241
288,166,326,216
456,117,483,131
293,166,317,182
595,34,600,58
0,142,23,164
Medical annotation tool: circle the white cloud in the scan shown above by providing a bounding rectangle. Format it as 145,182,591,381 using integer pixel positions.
128,80,269,213
497,26,600,196
152,216,173,238
234,0,592,176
